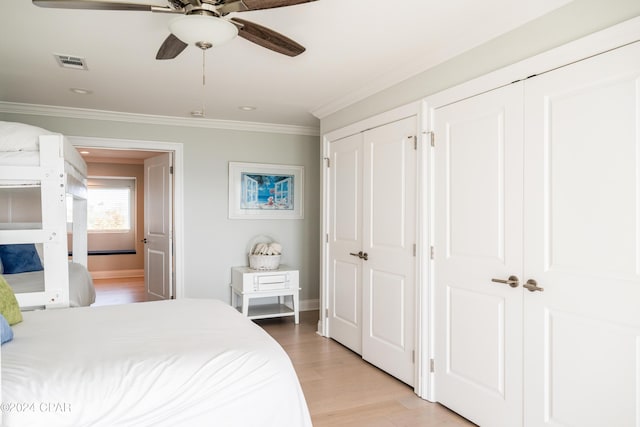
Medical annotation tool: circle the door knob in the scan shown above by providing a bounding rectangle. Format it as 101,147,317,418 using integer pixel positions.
491,275,519,288
348,251,368,261
141,238,148,244
523,279,544,292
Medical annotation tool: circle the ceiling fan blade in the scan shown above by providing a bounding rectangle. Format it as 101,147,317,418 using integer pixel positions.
156,34,188,60
33,0,156,11
238,0,317,11
231,18,305,57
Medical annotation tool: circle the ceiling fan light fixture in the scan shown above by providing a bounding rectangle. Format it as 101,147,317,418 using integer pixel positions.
169,15,238,47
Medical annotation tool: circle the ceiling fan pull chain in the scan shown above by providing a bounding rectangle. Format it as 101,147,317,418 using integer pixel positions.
201,47,206,117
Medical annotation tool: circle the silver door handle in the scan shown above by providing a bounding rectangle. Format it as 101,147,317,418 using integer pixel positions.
349,251,369,261
491,275,519,288
523,279,544,292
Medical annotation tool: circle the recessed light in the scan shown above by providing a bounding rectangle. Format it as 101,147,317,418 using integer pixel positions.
79,150,90,155
70,88,92,95
238,106,256,111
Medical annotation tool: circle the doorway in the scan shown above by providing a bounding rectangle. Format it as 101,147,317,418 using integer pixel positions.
68,136,184,304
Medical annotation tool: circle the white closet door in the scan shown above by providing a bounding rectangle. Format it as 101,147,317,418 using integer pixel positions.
523,41,640,427
362,116,417,386
433,83,524,427
328,133,364,354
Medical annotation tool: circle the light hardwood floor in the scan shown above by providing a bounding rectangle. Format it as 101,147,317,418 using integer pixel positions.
92,276,146,306
91,279,474,426
257,313,475,427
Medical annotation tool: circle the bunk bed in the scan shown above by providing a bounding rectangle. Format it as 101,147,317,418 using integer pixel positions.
0,121,93,308
2,298,313,427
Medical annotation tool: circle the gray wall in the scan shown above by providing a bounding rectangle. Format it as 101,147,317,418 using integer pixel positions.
321,0,640,133
0,113,321,304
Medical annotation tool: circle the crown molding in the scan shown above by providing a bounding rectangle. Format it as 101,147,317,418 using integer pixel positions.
0,102,320,137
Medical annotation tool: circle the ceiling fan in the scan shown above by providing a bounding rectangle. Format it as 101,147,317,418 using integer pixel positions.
32,0,317,59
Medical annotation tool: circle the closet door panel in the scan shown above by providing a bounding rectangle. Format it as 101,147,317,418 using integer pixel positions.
362,116,417,386
434,83,524,427
524,41,640,427
448,110,505,260
328,133,363,354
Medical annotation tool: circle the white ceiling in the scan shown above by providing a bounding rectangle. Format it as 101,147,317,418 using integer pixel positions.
0,0,571,129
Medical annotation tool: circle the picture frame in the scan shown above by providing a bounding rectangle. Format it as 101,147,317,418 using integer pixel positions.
228,162,304,219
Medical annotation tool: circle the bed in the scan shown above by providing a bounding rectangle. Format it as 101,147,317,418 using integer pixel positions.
1,298,312,427
3,261,95,307
0,121,90,308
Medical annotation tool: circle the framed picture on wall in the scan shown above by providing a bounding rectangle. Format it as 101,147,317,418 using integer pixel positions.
228,162,304,219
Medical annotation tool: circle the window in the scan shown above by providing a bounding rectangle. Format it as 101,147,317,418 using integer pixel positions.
86,177,137,253
88,186,131,231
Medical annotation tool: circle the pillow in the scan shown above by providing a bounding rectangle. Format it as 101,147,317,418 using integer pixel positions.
0,275,22,325
0,313,13,345
0,244,44,274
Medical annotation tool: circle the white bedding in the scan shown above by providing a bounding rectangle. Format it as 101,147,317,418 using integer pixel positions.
0,121,87,179
1,299,312,427
4,262,95,307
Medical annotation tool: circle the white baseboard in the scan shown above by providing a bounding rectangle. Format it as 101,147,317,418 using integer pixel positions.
282,298,319,312
90,269,144,280
299,299,319,312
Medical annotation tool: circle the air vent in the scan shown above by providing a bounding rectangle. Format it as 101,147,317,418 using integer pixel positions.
54,54,88,70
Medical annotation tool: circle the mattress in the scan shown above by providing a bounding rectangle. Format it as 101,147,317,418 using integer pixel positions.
4,262,96,307
0,121,87,180
1,299,312,427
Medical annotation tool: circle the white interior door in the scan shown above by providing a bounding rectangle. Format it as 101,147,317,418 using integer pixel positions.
523,41,640,427
433,83,524,427
361,117,417,386
144,152,173,301
328,133,363,354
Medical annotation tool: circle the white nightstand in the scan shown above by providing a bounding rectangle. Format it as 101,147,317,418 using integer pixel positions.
230,265,300,324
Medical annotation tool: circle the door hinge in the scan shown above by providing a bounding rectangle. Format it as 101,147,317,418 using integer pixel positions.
430,245,435,260
412,350,415,364
169,166,174,174
413,243,416,257
430,358,435,373
409,135,417,150
325,308,329,318
326,233,329,243
324,157,330,168
428,131,435,147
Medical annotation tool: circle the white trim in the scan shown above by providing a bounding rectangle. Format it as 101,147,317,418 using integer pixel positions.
66,136,186,300
90,269,144,280
0,101,320,137
415,99,433,402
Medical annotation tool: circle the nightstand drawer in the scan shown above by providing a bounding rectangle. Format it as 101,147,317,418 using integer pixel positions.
255,274,289,291
231,266,299,293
